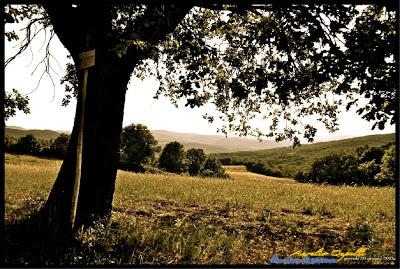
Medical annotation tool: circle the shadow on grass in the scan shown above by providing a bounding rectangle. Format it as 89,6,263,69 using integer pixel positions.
4,215,79,266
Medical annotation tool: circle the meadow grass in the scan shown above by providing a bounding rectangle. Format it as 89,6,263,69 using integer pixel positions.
5,153,396,265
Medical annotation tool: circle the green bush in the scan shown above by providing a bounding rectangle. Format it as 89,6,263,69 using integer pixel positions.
357,160,380,185
186,148,206,176
199,158,229,179
304,153,361,185
356,145,385,164
297,144,396,186
374,145,395,186
4,135,17,151
245,161,283,178
14,134,40,155
294,171,308,182
49,133,70,158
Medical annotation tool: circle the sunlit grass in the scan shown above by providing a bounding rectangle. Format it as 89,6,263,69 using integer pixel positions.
5,153,396,265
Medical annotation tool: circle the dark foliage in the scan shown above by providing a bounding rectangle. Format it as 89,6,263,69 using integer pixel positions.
5,133,70,159
219,158,244,165
186,148,207,176
159,141,187,173
49,134,70,158
4,89,30,121
356,145,385,164
199,158,229,179
301,154,361,185
295,143,396,186
245,161,283,178
118,161,146,173
120,124,161,171
13,134,41,155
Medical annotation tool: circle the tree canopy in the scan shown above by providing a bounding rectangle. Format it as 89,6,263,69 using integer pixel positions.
5,3,396,144
159,141,186,173
120,123,160,168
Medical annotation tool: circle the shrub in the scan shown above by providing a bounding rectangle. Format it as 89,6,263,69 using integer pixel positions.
356,145,385,164
49,133,70,158
14,134,40,155
357,160,381,185
186,148,206,176
199,158,229,178
4,135,17,152
294,171,308,182
305,153,361,185
374,145,395,186
118,160,146,173
245,161,283,178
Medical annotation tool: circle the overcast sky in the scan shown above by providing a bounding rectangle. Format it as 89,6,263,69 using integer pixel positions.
5,19,395,140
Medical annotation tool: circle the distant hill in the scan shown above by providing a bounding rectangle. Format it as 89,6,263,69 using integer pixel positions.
5,127,66,140
213,133,396,176
5,126,395,157
5,127,290,153
151,130,290,153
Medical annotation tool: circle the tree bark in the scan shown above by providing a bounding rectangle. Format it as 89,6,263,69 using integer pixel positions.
39,53,134,232
38,3,134,232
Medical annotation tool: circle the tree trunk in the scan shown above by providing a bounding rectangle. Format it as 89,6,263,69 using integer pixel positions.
38,2,192,233
40,55,134,232
38,3,136,232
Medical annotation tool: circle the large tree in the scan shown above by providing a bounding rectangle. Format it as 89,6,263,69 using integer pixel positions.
4,2,396,233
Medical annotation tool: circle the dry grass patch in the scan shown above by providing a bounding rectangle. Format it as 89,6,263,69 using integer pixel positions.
5,154,396,265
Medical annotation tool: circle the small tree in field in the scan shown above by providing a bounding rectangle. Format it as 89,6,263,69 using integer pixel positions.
186,148,206,176
120,123,160,171
14,134,40,155
159,141,186,173
200,158,229,178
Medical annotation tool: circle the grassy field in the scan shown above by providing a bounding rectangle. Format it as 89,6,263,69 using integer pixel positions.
214,133,395,176
5,153,396,265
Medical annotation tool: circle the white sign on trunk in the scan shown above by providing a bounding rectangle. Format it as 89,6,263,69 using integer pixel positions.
77,50,95,69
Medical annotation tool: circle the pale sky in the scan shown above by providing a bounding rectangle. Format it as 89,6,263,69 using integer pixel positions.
4,19,395,141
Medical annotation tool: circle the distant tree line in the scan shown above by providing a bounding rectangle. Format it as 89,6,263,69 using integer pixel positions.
219,157,285,178
5,133,69,159
5,123,228,179
295,143,396,186
119,124,229,179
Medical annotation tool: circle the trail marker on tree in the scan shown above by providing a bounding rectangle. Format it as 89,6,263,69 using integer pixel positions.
69,49,95,231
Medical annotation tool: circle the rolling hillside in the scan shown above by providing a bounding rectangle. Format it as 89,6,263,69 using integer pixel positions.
5,127,290,153
5,127,66,140
214,133,396,176
151,130,290,153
